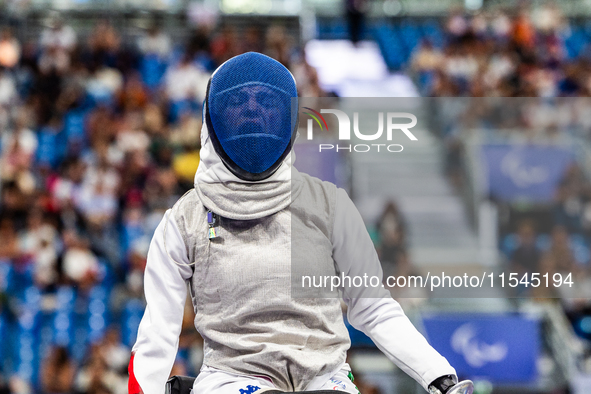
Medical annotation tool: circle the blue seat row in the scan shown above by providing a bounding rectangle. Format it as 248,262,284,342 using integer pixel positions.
1,284,143,389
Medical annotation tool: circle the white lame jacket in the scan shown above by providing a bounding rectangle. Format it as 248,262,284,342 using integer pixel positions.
128,125,456,393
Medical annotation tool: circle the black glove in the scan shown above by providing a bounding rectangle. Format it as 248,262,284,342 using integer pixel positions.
428,375,457,394
429,376,474,394
165,376,196,394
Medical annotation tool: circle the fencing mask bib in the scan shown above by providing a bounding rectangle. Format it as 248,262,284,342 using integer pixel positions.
204,52,298,181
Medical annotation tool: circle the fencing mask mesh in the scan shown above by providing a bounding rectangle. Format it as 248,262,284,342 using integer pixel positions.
205,52,298,181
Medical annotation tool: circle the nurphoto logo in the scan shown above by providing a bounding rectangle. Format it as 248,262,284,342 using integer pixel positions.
303,108,418,153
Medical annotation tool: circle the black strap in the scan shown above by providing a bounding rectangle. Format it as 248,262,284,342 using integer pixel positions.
250,391,350,394
165,376,350,394
165,376,196,394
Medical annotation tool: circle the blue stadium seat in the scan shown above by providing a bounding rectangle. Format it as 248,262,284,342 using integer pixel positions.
7,263,35,301
97,258,116,292
14,287,41,383
141,54,168,90
535,234,551,251
53,287,75,347
345,317,376,348
570,234,590,266
374,25,406,70
422,20,445,48
122,298,145,348
0,313,5,371
122,222,145,257
169,99,200,124
0,260,12,293
400,21,421,54
36,126,66,170
88,286,109,343
501,233,520,257
63,109,88,154
565,27,588,59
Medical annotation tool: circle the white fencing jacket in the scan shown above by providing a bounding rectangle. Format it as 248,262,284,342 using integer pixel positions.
129,125,456,393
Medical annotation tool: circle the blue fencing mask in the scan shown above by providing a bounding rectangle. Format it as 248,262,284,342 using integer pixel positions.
204,52,298,181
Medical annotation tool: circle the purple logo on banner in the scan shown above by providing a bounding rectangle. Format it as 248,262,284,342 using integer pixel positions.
482,145,573,202
423,314,540,383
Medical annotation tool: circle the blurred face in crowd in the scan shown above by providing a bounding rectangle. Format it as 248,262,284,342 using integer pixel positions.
517,222,536,246
551,226,569,248
66,160,86,183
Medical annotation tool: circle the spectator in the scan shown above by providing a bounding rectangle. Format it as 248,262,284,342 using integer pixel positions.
87,20,120,68
18,209,59,289
115,111,150,154
164,54,209,104
0,68,17,106
39,12,77,53
0,128,36,187
86,64,124,104
209,26,240,66
125,237,148,298
553,166,586,233
542,225,576,274
0,28,21,68
99,327,130,373
511,10,536,51
491,10,512,41
446,9,469,39
531,2,565,36
38,12,76,77
376,201,407,277
75,344,126,394
137,23,171,59
168,110,201,149
40,346,76,394
411,40,444,74
61,230,100,290
50,156,86,209
116,72,148,112
78,178,118,229
510,220,541,274
0,181,29,229
264,25,292,67
345,0,366,45
0,109,37,183
291,53,326,97
0,218,20,260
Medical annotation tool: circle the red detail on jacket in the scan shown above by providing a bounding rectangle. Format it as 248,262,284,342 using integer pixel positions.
128,352,142,394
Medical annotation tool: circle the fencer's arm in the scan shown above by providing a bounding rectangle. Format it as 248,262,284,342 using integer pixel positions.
332,188,457,392
129,209,193,394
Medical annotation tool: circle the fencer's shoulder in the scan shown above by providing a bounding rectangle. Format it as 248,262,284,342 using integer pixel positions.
292,172,339,219
169,188,208,264
170,188,205,224
297,174,357,220
297,171,338,194
295,172,338,205
176,188,200,205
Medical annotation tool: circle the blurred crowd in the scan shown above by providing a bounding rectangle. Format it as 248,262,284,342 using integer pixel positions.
410,4,591,354
411,3,591,97
435,97,591,299
498,163,591,299
0,12,326,393
5,2,591,392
